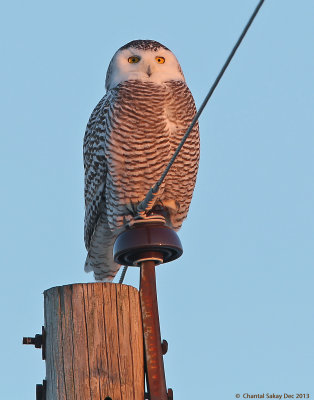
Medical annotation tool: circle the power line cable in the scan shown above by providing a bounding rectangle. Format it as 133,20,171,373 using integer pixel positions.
120,0,265,284
136,0,265,216
119,266,128,284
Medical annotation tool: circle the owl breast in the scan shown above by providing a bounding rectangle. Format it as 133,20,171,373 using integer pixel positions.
104,79,200,231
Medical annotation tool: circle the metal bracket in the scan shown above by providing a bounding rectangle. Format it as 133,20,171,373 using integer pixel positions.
167,388,173,400
23,326,46,360
36,380,46,400
161,339,168,355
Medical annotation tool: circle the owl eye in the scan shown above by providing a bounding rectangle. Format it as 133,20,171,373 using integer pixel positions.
155,56,165,64
128,56,140,63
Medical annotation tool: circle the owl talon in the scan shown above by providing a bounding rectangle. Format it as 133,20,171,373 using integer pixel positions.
126,213,166,228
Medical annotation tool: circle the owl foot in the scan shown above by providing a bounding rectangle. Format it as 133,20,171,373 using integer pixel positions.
126,212,166,228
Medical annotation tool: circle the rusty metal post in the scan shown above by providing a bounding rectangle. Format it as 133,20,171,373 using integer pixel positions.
113,219,183,400
140,258,167,400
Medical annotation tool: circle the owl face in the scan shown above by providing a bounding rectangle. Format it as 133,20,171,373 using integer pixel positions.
105,40,185,90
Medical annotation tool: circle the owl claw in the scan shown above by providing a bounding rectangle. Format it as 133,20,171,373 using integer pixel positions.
125,202,138,216
126,213,166,228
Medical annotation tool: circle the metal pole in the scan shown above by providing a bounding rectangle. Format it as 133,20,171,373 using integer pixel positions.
113,221,181,400
140,258,168,400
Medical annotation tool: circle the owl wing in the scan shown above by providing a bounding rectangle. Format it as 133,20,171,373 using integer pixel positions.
83,91,114,250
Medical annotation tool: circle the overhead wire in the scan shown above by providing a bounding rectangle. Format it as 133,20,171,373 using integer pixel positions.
119,0,265,284
136,0,265,216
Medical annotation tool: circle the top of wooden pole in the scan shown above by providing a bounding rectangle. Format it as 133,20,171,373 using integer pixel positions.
44,283,144,400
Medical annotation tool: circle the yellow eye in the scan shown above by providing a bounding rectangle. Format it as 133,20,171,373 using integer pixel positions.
128,56,140,63
155,56,165,64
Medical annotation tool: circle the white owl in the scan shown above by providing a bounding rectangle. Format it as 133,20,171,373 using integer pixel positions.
84,40,200,281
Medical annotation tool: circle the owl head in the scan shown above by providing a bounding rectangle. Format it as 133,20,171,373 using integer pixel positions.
105,40,185,90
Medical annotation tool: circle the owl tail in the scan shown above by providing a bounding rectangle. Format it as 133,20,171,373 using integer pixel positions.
84,214,121,282
84,253,120,282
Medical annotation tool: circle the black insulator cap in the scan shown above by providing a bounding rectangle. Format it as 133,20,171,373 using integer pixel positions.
113,222,183,266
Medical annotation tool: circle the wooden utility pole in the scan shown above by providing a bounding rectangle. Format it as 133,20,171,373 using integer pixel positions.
44,283,144,400
24,219,182,400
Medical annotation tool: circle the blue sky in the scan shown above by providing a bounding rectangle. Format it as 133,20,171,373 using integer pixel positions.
1,1,313,399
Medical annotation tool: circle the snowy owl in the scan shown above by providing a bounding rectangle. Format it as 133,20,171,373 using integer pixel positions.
84,40,200,281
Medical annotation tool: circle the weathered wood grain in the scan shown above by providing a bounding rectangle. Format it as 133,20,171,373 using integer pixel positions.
44,283,144,400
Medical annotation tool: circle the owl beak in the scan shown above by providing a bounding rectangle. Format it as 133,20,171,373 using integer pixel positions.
146,65,152,77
